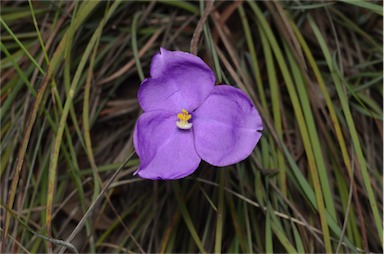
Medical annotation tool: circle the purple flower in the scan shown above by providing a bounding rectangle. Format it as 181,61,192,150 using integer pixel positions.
133,48,263,180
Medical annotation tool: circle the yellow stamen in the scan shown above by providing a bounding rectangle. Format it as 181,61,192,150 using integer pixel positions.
176,109,192,129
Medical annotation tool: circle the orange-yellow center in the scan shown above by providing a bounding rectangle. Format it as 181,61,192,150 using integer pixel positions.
176,109,192,129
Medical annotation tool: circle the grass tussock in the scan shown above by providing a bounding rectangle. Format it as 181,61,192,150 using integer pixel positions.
1,1,383,253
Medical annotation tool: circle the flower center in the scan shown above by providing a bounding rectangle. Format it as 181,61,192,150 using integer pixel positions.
176,109,192,130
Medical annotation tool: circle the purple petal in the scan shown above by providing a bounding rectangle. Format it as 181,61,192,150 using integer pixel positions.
133,111,201,180
193,85,263,166
138,48,215,113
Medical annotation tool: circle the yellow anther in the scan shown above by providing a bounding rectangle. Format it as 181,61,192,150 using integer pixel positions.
176,109,192,129
177,109,191,124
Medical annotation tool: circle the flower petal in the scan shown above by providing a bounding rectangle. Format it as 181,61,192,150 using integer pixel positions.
193,85,263,166
138,48,215,113
133,111,201,180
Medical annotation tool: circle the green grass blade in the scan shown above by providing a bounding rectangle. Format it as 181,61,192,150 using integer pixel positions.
214,171,225,253
248,1,332,251
308,14,383,244
338,0,383,15
172,182,206,254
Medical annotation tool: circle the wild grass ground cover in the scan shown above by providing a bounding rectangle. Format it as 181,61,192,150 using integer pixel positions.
0,0,383,253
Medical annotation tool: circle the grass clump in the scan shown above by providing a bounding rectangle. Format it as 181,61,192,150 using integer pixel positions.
1,0,382,253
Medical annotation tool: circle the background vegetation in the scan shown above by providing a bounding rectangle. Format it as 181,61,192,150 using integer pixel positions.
1,0,382,253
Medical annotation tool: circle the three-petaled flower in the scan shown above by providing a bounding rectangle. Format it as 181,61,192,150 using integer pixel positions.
133,48,263,180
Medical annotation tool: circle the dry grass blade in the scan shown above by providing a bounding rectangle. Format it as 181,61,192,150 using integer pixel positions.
58,152,137,253
98,27,165,85
190,0,215,55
